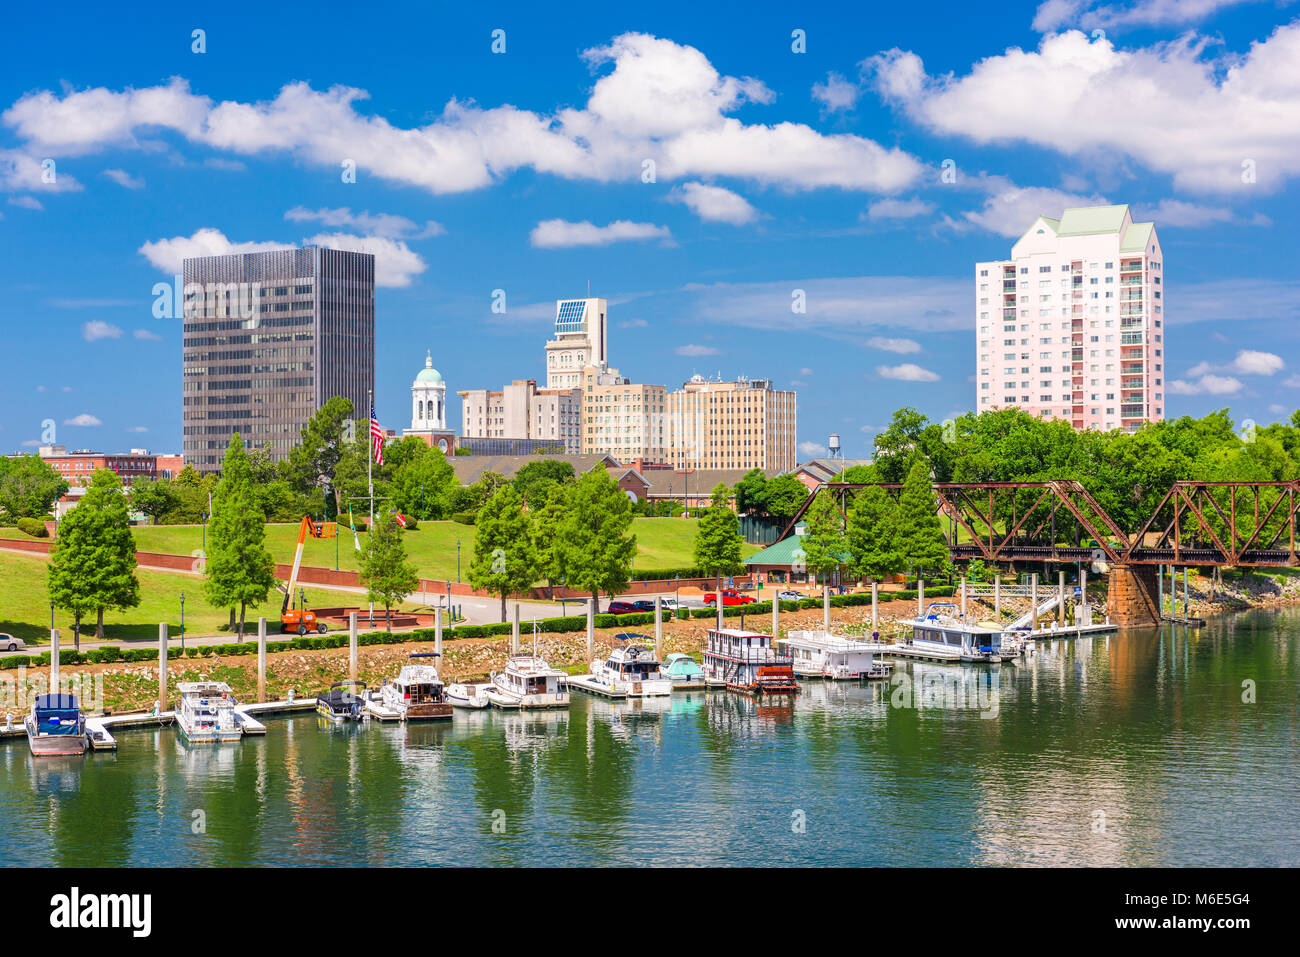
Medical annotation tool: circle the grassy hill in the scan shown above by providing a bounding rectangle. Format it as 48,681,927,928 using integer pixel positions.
1,516,758,582
0,550,416,643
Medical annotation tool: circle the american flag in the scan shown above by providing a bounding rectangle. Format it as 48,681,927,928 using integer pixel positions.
370,404,385,466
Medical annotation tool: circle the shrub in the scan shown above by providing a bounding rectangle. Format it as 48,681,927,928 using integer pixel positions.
451,511,476,525
16,517,48,537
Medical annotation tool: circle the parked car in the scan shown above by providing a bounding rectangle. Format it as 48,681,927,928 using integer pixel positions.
0,633,26,653
776,590,807,601
702,591,757,606
659,597,679,609
607,601,637,615
630,600,657,612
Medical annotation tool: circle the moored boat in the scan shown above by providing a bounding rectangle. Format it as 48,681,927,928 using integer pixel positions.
701,628,799,696
446,681,492,709
908,603,1017,663
379,653,454,721
489,654,570,709
661,652,708,689
588,643,673,697
778,631,891,680
176,682,243,743
316,680,368,721
25,693,87,757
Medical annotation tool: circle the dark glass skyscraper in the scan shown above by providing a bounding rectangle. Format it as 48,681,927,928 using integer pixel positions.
181,247,375,470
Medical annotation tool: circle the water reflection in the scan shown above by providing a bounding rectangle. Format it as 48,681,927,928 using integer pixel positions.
1,606,1298,866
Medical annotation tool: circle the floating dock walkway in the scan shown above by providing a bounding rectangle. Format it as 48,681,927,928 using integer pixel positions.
566,675,626,699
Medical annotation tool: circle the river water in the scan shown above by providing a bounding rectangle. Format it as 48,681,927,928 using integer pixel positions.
2,606,1297,867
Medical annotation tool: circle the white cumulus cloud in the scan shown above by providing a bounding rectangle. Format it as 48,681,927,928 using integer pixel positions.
82,320,122,341
674,344,721,357
877,363,940,382
63,413,102,426
530,219,671,248
668,182,758,224
1166,374,1243,395
865,336,922,354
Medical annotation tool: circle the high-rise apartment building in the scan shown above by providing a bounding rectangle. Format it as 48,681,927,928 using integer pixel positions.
664,374,797,472
182,247,375,469
458,379,581,453
545,298,607,389
976,205,1165,432
580,365,667,461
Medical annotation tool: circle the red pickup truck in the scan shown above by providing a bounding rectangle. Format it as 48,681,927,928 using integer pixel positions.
702,591,757,606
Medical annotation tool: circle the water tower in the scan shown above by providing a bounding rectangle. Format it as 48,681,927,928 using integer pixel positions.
828,433,841,461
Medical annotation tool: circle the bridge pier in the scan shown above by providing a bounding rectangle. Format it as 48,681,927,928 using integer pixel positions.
1106,563,1160,627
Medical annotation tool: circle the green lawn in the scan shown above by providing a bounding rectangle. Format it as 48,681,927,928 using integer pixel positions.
1,516,758,582
0,551,418,644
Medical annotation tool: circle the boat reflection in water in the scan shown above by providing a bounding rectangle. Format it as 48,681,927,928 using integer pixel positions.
705,690,796,737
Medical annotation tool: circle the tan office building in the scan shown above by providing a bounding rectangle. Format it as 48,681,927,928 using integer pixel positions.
580,365,668,462
458,379,581,453
665,375,797,472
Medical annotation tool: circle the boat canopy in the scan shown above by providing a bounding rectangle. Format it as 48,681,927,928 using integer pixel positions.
33,693,79,711
613,632,653,642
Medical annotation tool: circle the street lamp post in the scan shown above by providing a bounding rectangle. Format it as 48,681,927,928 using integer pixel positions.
675,574,680,620
201,511,207,552
457,540,461,583
560,573,567,617
49,599,54,631
180,591,186,651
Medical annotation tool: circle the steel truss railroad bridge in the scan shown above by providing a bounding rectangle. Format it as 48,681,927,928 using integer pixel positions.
780,480,1300,568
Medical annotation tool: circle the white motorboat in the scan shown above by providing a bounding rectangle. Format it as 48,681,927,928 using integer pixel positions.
379,652,454,720
489,654,570,709
176,682,243,743
446,681,491,709
588,643,672,697
778,631,891,680
908,603,1017,663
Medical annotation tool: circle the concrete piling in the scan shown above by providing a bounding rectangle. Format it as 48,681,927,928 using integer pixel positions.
871,582,879,633
349,613,359,681
960,577,967,619
1030,573,1039,631
654,596,663,660
512,603,520,654
257,617,267,702
1058,571,1066,626
772,587,780,638
716,578,724,632
586,598,595,660
917,579,925,618
433,608,442,659
823,584,831,634
994,576,1002,618
158,622,169,711
50,628,60,693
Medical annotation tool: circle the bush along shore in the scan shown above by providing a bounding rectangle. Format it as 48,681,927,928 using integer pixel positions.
0,594,947,718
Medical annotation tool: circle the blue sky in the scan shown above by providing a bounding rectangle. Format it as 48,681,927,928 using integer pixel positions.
2,0,1298,459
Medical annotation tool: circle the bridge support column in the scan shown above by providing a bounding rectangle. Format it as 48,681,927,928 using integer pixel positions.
1106,564,1160,627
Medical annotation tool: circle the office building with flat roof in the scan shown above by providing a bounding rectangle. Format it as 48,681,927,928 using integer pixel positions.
182,247,375,470
664,374,797,472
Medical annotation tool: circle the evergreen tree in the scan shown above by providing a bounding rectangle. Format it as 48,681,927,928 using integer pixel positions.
359,512,420,631
800,491,848,586
695,483,743,578
468,484,537,622
203,434,277,639
47,469,139,648
895,457,951,579
846,484,901,582
559,469,637,606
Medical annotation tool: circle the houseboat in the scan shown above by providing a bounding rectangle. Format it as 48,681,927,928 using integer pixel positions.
778,631,891,680
25,693,88,756
176,682,243,743
489,654,570,709
701,628,799,696
379,652,454,721
661,652,708,689
909,603,1017,663
446,681,491,709
589,644,673,697
316,680,368,721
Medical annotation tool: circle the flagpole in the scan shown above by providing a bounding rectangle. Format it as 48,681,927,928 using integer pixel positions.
367,388,375,530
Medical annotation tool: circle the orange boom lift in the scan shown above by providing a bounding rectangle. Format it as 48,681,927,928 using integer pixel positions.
280,516,336,635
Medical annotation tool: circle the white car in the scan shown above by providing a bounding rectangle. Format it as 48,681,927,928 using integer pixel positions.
0,633,27,653
659,597,679,608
